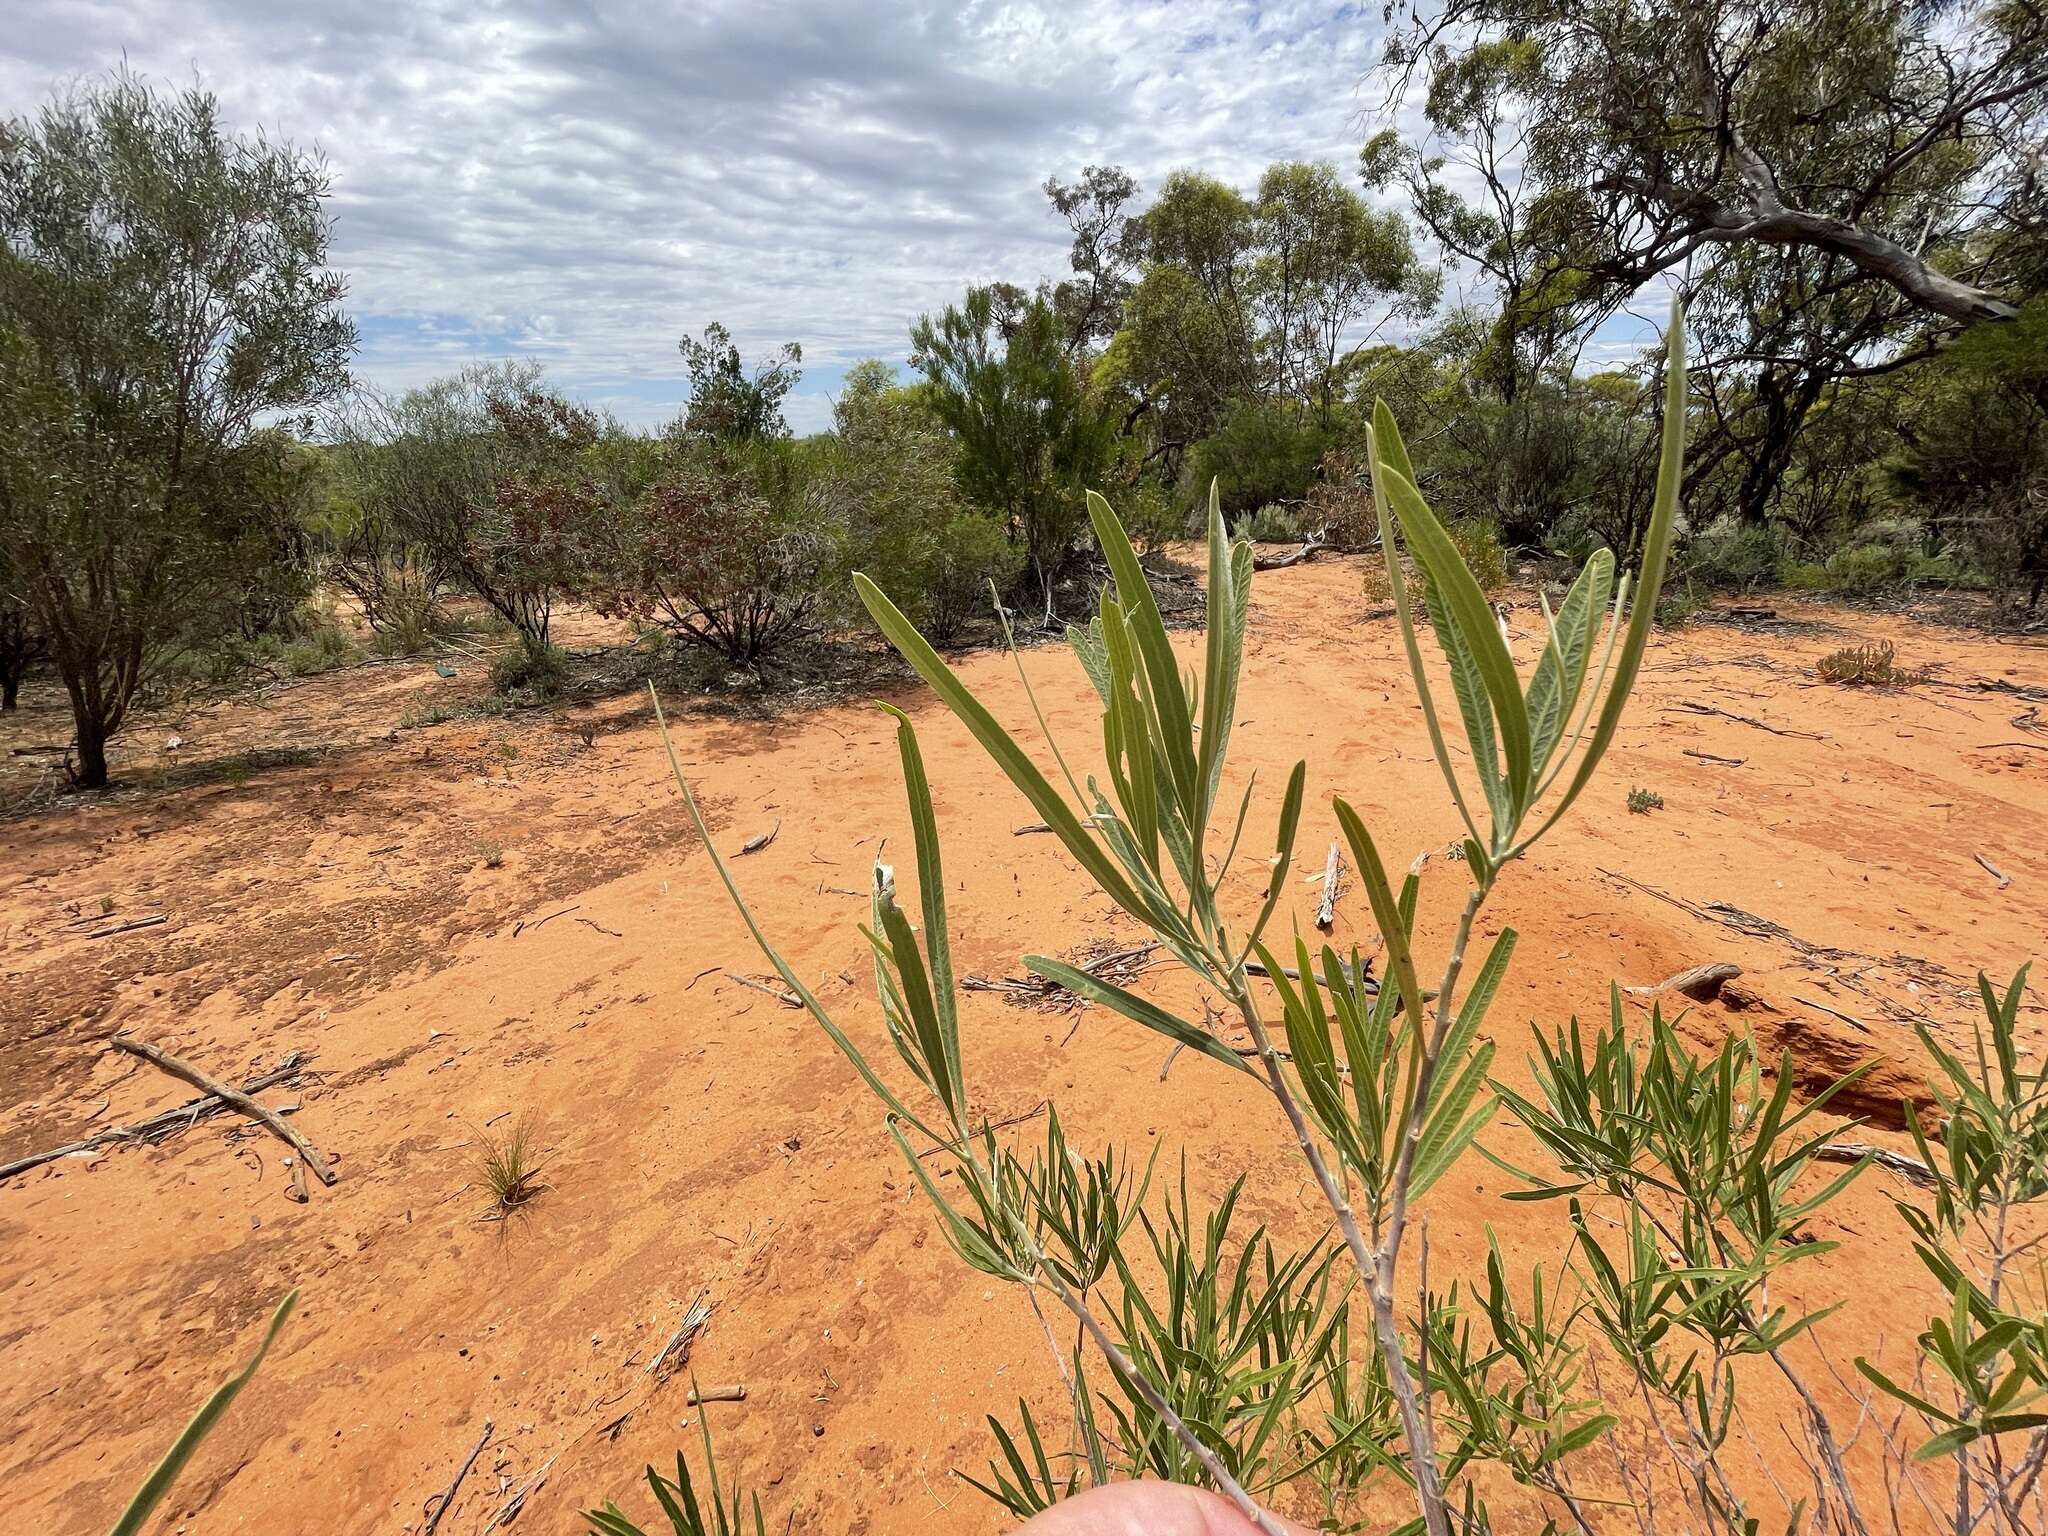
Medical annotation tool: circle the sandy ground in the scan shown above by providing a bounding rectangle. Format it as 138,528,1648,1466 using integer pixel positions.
2,556,2044,1536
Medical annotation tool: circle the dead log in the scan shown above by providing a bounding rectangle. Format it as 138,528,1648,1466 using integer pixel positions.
1314,840,1343,931
0,1054,310,1184
1624,962,1742,1002
109,1036,338,1186
1252,535,1327,571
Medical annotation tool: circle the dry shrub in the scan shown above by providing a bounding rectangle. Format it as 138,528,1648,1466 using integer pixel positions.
1815,638,1925,686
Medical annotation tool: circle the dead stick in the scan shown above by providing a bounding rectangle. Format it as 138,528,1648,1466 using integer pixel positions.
722,971,801,1008
1974,853,2012,890
0,1056,308,1184
687,1384,748,1404
1314,840,1342,931
88,914,168,940
421,1421,493,1536
1683,748,1746,767
1816,1142,1934,1186
109,1036,338,1186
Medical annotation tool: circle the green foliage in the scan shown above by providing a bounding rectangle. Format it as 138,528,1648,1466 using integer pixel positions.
473,1113,545,1216
910,285,1117,598
1815,639,1926,687
587,1410,765,1536
1856,968,2048,1479
823,359,1019,642
1625,785,1662,814
1184,397,1335,518
675,322,801,444
491,635,569,699
1683,514,1781,593
334,362,603,648
0,70,355,785
595,440,840,663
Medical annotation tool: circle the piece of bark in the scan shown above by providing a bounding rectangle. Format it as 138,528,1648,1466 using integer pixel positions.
737,819,781,855
109,1036,338,1186
1314,841,1342,931
687,1384,747,1404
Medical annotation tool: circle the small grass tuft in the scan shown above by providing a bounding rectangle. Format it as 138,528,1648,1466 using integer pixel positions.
98,894,116,916
1627,785,1664,814
473,1114,546,1220
475,837,505,869
1815,638,1926,687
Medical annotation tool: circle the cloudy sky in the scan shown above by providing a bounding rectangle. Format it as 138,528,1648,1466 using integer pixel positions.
1,1,1543,432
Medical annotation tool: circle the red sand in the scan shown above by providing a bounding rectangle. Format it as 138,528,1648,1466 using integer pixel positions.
2,556,2043,1533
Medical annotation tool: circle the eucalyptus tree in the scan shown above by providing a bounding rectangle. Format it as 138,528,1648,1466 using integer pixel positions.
0,70,354,786
1367,0,2046,519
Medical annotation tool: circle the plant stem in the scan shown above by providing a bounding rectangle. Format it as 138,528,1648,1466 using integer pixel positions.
1038,1268,1292,1536
1228,978,1454,1536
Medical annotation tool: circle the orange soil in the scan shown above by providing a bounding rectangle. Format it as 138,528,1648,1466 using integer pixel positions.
2,558,2044,1535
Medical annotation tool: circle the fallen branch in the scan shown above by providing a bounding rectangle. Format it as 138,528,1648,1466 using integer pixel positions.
723,971,801,1007
1816,1142,1934,1186
1013,821,1051,835
88,914,168,940
688,1383,748,1405
737,819,781,855
421,1421,493,1536
1974,853,2012,891
109,1036,338,1187
1683,748,1746,767
1314,840,1343,931
1667,700,1827,739
1625,962,1741,1002
1252,533,1328,571
0,1054,310,1184
1973,741,2048,753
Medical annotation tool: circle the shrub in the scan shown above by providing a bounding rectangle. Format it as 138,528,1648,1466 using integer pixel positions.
922,511,1024,645
1245,503,1303,543
491,636,568,698
1626,784,1663,813
598,445,839,664
474,837,505,869
1815,638,1926,686
1683,513,1780,592
473,1114,544,1217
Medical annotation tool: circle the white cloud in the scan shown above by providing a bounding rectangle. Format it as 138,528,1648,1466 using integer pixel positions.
3,0,1414,431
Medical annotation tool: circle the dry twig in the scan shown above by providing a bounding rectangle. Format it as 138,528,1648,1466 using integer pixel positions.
109,1036,338,1186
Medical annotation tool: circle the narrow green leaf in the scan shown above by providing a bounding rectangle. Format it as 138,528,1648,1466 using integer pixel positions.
1527,296,1688,847
109,1289,297,1536
1025,956,1258,1078
853,574,1155,924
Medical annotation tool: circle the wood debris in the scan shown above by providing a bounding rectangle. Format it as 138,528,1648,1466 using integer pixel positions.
110,1035,338,1187
0,1052,312,1184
